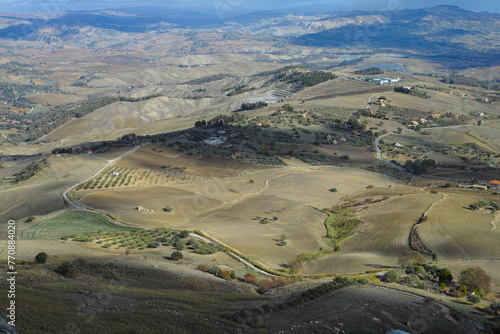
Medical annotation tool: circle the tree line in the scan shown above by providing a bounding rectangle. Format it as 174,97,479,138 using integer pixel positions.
441,75,500,91
283,71,337,87
12,157,49,184
394,86,430,98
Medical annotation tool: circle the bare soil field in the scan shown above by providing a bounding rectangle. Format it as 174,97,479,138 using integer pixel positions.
303,193,441,274
438,259,500,295
383,90,466,115
28,93,86,105
176,168,303,203
175,194,327,269
262,166,397,208
418,193,500,260
82,186,222,226
43,118,94,141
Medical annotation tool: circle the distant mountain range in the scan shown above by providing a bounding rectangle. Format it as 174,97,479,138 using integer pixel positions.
0,5,499,68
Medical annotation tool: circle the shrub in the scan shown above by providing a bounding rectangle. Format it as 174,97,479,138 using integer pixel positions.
467,293,481,304
358,278,369,285
179,230,190,238
163,205,174,212
289,259,303,274
438,268,453,284
469,203,480,210
34,252,48,264
197,264,209,271
458,284,468,296
440,282,447,290
244,273,257,285
194,242,223,254
148,242,160,248
404,274,419,286
417,281,427,289
490,302,500,313
414,265,427,276
175,240,186,251
54,262,75,277
385,270,401,283
171,251,183,260
25,216,36,223
329,188,337,192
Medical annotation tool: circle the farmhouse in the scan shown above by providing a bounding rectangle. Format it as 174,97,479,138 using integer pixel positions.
490,180,500,190
112,171,120,176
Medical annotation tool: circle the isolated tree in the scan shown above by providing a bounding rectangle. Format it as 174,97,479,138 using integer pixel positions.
171,251,183,261
163,205,174,212
179,230,190,238
176,239,186,251
280,234,287,246
34,252,48,264
459,267,491,293
385,270,401,283
438,268,453,285
288,259,303,274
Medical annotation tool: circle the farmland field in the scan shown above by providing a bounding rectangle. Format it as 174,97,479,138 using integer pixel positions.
418,193,500,260
262,166,397,208
176,194,328,269
115,145,272,177
302,193,441,274
82,186,222,226
19,210,137,240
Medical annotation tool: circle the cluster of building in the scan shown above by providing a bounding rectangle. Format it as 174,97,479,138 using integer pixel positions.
367,77,403,85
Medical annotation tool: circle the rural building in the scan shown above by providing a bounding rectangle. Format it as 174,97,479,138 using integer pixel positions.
490,180,500,190
410,120,419,127
420,118,427,124
395,143,404,148
368,77,402,85
112,171,120,176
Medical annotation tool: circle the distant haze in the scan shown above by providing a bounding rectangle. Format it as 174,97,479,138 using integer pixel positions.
1,0,499,14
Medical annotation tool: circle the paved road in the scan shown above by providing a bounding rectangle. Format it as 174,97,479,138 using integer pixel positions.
62,143,148,210
189,233,275,277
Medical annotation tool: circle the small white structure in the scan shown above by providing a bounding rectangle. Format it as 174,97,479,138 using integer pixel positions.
112,171,120,176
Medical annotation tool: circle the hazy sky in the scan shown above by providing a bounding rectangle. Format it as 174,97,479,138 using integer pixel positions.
1,0,499,14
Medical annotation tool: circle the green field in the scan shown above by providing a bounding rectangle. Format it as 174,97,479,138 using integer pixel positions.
19,211,137,240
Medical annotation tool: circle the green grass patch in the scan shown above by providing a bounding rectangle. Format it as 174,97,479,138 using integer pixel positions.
19,211,137,240
324,207,363,251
